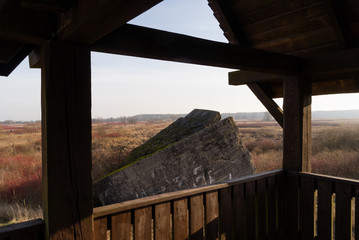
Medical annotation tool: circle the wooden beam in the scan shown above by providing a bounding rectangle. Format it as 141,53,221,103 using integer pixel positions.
41,41,93,239
0,45,33,76
305,48,359,75
92,24,304,74
229,70,359,97
324,0,354,48
29,48,41,68
0,2,55,45
283,75,311,172
21,0,72,12
0,40,25,63
247,83,284,128
57,0,163,44
229,70,283,85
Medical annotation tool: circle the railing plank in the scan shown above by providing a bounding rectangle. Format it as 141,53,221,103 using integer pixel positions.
205,191,219,240
233,184,245,239
277,172,286,240
287,174,299,240
257,178,267,240
189,194,204,240
134,206,152,240
355,186,359,240
335,183,352,240
267,176,277,240
219,187,232,240
246,181,256,240
300,176,315,240
0,219,44,240
317,179,333,240
173,198,189,240
154,202,171,240
93,170,284,218
111,211,131,240
93,217,107,240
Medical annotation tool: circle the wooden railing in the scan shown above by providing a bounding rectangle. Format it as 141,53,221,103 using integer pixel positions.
2,170,358,239
287,171,359,240
0,218,44,240
93,170,285,240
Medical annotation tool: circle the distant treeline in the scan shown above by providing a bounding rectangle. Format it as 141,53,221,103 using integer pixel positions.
2,110,359,124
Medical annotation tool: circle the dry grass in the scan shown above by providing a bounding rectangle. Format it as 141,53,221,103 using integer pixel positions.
0,123,42,225
1,118,359,226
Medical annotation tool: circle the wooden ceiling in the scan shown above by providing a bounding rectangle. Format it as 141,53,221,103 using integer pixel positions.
209,0,359,97
1,0,359,97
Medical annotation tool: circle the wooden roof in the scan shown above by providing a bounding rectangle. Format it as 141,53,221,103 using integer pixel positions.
1,0,359,97
209,0,359,97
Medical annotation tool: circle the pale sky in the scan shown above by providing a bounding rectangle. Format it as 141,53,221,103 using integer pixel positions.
1,0,359,121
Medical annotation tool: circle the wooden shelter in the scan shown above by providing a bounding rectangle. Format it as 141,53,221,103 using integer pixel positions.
1,0,359,239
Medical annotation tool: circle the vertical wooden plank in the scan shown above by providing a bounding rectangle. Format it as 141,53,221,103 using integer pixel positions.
287,173,299,240
111,211,131,240
219,187,232,240
134,207,152,240
335,183,352,240
355,186,359,240
300,176,315,240
267,176,277,240
93,217,108,240
277,173,286,240
283,75,312,172
190,194,204,240
246,181,256,240
41,41,93,240
257,178,267,240
154,202,171,240
233,184,245,239
317,179,332,240
205,191,219,240
173,198,189,240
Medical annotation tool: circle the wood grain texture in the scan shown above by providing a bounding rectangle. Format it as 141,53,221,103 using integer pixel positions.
94,170,283,218
189,195,204,240
246,181,256,240
355,185,359,240
93,217,107,240
154,202,171,240
205,191,219,240
0,219,44,239
257,178,267,240
267,176,277,240
111,211,131,240
277,173,286,240
283,75,312,172
300,176,315,240
317,179,333,240
134,207,152,240
335,183,352,240
232,184,245,240
219,187,232,240
286,174,299,240
41,41,93,240
173,198,189,240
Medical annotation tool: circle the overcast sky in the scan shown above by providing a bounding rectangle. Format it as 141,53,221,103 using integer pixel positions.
1,0,359,121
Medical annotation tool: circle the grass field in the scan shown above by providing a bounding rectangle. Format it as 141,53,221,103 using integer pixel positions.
0,118,359,225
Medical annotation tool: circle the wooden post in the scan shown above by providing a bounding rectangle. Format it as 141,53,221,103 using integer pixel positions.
41,41,93,239
283,75,312,172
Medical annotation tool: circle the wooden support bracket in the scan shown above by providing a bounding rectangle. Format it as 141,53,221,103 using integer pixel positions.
247,83,284,128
